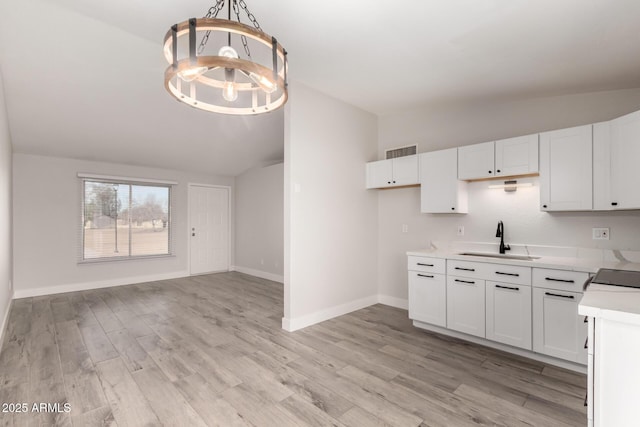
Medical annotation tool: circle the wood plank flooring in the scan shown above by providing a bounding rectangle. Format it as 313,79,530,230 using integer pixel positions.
0,272,587,426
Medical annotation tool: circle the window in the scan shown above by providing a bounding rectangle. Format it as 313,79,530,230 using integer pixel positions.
81,178,172,261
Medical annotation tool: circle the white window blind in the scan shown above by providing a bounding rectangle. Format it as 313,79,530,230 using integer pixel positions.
81,178,172,261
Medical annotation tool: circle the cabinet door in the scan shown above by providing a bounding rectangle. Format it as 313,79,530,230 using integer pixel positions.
419,149,468,213
532,288,587,363
391,155,419,186
408,271,446,327
610,109,640,209
458,141,495,180
486,282,532,350
366,159,393,188
495,134,539,177
446,276,485,338
539,125,593,211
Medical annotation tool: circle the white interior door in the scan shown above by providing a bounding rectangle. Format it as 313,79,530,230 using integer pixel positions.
189,185,229,275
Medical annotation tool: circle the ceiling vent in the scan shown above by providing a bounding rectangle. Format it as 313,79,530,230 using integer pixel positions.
385,144,417,159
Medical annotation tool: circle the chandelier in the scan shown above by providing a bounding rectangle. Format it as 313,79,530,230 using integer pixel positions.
163,0,288,115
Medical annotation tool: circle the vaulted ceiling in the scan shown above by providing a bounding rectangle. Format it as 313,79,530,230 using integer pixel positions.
1,0,639,175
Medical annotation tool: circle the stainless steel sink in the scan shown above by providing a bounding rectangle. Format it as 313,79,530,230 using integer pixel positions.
457,252,540,261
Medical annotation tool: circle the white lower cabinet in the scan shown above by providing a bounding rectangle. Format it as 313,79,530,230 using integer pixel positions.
408,271,446,327
446,276,485,338
532,287,587,364
486,281,532,350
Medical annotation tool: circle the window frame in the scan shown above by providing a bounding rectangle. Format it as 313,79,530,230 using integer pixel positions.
79,176,175,263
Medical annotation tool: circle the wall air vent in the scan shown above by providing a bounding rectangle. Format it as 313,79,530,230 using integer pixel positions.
385,144,417,159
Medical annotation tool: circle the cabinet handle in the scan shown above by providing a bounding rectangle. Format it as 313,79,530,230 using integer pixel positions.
584,337,588,349
387,181,391,184
495,284,520,291
542,204,548,208
417,263,434,267
496,169,501,173
545,277,575,283
488,170,492,174
612,202,618,206
393,180,396,183
455,267,475,272
495,271,519,277
451,207,455,210
544,292,575,299
584,392,588,407
584,315,588,323
417,274,434,278
455,279,476,284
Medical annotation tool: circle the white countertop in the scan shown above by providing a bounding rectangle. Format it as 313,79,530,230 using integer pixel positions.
579,284,640,325
407,241,640,274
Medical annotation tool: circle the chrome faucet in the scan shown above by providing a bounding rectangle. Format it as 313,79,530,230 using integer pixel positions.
495,221,511,254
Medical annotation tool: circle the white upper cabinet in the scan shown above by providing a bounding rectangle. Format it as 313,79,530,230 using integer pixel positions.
594,110,640,210
539,125,593,211
495,134,539,177
419,148,468,214
458,135,538,180
457,141,495,180
366,155,419,189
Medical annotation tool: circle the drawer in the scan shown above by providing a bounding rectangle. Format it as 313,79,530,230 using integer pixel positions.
447,259,489,279
408,256,446,274
533,268,589,292
486,264,531,286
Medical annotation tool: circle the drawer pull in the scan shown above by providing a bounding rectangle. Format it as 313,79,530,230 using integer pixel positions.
545,277,575,283
496,271,520,277
455,267,475,272
584,392,588,407
417,263,434,267
495,284,520,291
417,274,434,278
544,292,575,299
584,337,588,349
584,316,588,323
455,279,476,284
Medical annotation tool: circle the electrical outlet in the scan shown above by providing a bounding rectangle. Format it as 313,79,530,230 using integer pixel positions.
457,225,464,236
592,228,610,240
402,224,408,233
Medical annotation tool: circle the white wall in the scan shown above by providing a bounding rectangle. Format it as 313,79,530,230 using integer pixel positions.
377,89,640,303
12,153,234,297
283,81,378,331
0,70,13,337
234,163,284,282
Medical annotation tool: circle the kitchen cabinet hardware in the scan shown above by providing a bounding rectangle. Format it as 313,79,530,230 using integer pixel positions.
495,271,519,277
584,392,588,407
584,315,588,323
545,277,575,283
495,284,520,291
611,202,618,206
417,263,434,267
455,267,475,272
543,204,548,208
417,274,434,278
455,279,476,284
496,169,501,173
545,292,575,299
584,337,588,349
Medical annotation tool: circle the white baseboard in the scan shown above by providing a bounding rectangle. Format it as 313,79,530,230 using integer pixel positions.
378,294,408,310
13,270,190,299
282,294,379,332
232,265,284,284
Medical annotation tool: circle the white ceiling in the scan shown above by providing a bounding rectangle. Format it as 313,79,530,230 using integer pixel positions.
1,0,639,175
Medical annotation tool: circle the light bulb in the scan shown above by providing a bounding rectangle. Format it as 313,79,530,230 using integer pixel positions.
177,66,208,82
222,81,238,101
222,67,238,102
249,72,277,94
218,46,238,59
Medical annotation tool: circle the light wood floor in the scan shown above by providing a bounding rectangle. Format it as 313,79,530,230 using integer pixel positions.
0,272,586,426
